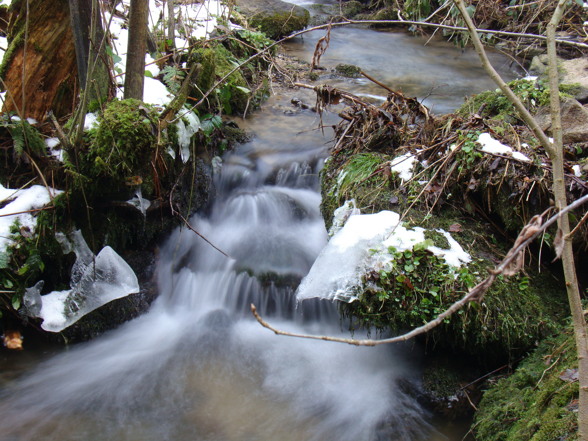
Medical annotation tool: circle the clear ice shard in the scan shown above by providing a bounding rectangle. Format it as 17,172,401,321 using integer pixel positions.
296,211,401,303
24,231,139,332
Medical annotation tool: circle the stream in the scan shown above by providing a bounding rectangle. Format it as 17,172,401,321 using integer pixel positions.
0,8,520,441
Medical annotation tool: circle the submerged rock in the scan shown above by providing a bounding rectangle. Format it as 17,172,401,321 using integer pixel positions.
235,0,310,39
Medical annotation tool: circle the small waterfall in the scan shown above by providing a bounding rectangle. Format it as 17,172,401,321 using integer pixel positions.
0,93,433,441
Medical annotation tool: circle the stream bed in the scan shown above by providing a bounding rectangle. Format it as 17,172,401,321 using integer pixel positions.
0,13,521,441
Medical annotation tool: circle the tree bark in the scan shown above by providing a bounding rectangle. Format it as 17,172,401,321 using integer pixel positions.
124,0,149,100
546,2,588,439
68,0,111,105
0,0,79,121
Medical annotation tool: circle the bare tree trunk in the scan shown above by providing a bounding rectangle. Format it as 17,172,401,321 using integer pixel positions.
124,0,149,100
546,2,588,439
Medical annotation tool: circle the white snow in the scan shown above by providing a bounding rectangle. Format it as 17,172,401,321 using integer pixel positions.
0,185,62,253
84,113,99,130
296,209,471,303
389,152,417,181
24,231,139,332
45,137,64,162
573,164,582,177
477,132,531,162
143,77,173,107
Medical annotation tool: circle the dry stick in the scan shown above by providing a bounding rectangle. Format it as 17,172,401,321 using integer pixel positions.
0,206,55,218
175,211,231,258
294,82,394,120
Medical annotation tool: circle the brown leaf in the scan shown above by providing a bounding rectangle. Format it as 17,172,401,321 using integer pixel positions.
559,368,579,383
449,223,462,233
3,330,23,350
552,228,564,262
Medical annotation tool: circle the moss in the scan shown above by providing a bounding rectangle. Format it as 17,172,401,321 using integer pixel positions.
191,44,250,115
335,63,362,78
474,324,579,441
423,229,450,249
249,9,310,40
0,27,24,80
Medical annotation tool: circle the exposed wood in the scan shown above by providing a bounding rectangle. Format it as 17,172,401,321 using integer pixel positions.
1,0,78,121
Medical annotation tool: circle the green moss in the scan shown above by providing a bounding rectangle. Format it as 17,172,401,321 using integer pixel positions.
340,223,566,362
249,9,310,40
73,99,161,199
474,324,578,441
191,44,251,115
457,78,574,122
335,63,362,78
424,229,450,248
0,27,25,80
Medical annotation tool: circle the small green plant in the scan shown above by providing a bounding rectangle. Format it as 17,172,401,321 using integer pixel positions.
456,130,483,170
161,64,186,94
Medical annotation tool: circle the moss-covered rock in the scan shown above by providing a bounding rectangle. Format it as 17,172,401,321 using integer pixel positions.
236,0,310,40
474,323,579,441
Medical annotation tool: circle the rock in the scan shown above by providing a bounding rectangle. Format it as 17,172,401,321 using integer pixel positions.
560,57,588,102
529,55,588,102
235,0,310,39
535,97,588,144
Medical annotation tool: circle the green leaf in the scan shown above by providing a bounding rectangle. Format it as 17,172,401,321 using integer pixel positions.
144,70,154,78
234,85,251,94
11,294,20,310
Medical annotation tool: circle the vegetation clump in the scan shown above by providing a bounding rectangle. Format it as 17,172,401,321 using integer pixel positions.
474,324,579,441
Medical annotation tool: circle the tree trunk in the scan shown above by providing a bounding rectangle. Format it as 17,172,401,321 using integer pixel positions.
124,0,149,100
68,0,111,105
0,0,79,121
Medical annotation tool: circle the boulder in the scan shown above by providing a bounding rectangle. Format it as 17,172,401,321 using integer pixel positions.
535,97,588,144
235,0,310,40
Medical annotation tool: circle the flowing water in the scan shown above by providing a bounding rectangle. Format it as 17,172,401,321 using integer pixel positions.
0,16,521,441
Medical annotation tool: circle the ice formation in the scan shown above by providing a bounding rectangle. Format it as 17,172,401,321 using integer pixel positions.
296,209,471,303
23,231,139,332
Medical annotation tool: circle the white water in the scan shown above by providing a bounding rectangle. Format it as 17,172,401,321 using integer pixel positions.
0,92,433,441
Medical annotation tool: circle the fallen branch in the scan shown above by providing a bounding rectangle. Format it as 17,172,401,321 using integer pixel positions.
251,193,588,346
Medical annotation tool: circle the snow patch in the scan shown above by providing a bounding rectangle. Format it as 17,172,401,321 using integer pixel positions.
296,209,471,303
389,152,417,181
477,132,531,162
0,185,62,253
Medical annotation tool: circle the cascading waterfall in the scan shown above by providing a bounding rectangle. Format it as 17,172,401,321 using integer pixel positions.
0,92,434,441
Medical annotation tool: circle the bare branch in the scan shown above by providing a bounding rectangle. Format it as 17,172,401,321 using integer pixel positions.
251,194,588,346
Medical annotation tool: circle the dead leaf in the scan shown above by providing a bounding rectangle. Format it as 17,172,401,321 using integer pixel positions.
559,368,579,383
552,228,564,262
449,223,462,233
3,330,23,350
125,176,143,186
